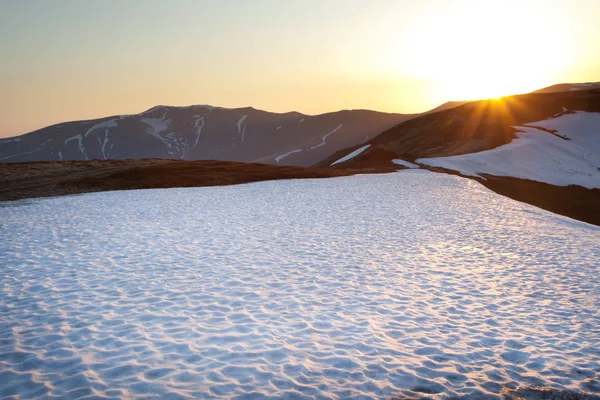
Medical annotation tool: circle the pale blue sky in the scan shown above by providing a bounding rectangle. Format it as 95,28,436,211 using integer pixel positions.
1,0,599,137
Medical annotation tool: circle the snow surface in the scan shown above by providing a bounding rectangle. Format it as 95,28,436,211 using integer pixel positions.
1,171,599,398
392,159,420,169
331,144,370,166
418,111,600,188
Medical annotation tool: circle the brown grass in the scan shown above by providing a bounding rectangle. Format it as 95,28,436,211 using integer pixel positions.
2,159,598,228
0,159,361,202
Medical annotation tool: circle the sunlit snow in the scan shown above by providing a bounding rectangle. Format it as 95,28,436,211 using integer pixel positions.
417,111,600,188
1,171,599,399
331,144,370,166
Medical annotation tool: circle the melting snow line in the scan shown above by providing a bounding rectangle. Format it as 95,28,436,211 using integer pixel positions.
552,107,569,118
141,117,173,150
0,137,24,143
65,135,88,160
331,144,371,166
182,117,205,160
101,130,110,159
275,149,303,164
84,119,118,138
237,115,248,142
310,124,343,150
0,145,46,160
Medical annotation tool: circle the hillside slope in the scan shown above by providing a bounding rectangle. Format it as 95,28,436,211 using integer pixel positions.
0,160,360,202
316,89,600,225
317,89,600,169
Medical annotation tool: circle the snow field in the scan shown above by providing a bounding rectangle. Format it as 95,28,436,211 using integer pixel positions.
1,171,599,399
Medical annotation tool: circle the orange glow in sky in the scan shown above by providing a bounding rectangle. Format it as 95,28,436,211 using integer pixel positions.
0,0,599,137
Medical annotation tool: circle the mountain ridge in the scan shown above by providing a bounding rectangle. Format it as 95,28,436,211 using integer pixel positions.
0,99,470,166
0,105,415,166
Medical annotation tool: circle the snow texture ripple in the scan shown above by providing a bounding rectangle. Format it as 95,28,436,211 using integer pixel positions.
1,171,599,399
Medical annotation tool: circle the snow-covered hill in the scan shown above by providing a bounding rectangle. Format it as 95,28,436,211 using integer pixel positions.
0,106,413,167
418,110,600,189
319,88,600,170
316,88,600,225
1,171,598,399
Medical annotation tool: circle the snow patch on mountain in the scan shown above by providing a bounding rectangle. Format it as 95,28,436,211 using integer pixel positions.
0,138,53,160
64,134,88,160
236,115,248,142
418,111,600,188
142,118,171,136
183,117,205,160
553,107,568,117
0,104,410,164
84,119,118,137
392,159,420,169
1,137,24,143
275,148,302,163
100,131,111,159
331,144,370,166
310,124,343,150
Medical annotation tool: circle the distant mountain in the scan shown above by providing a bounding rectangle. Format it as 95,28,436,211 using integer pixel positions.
316,88,600,225
0,106,418,166
532,82,600,94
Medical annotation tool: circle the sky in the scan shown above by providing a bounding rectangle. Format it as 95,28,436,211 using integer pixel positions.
1,0,599,138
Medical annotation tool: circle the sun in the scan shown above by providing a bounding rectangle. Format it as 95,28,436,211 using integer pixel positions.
388,0,574,101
